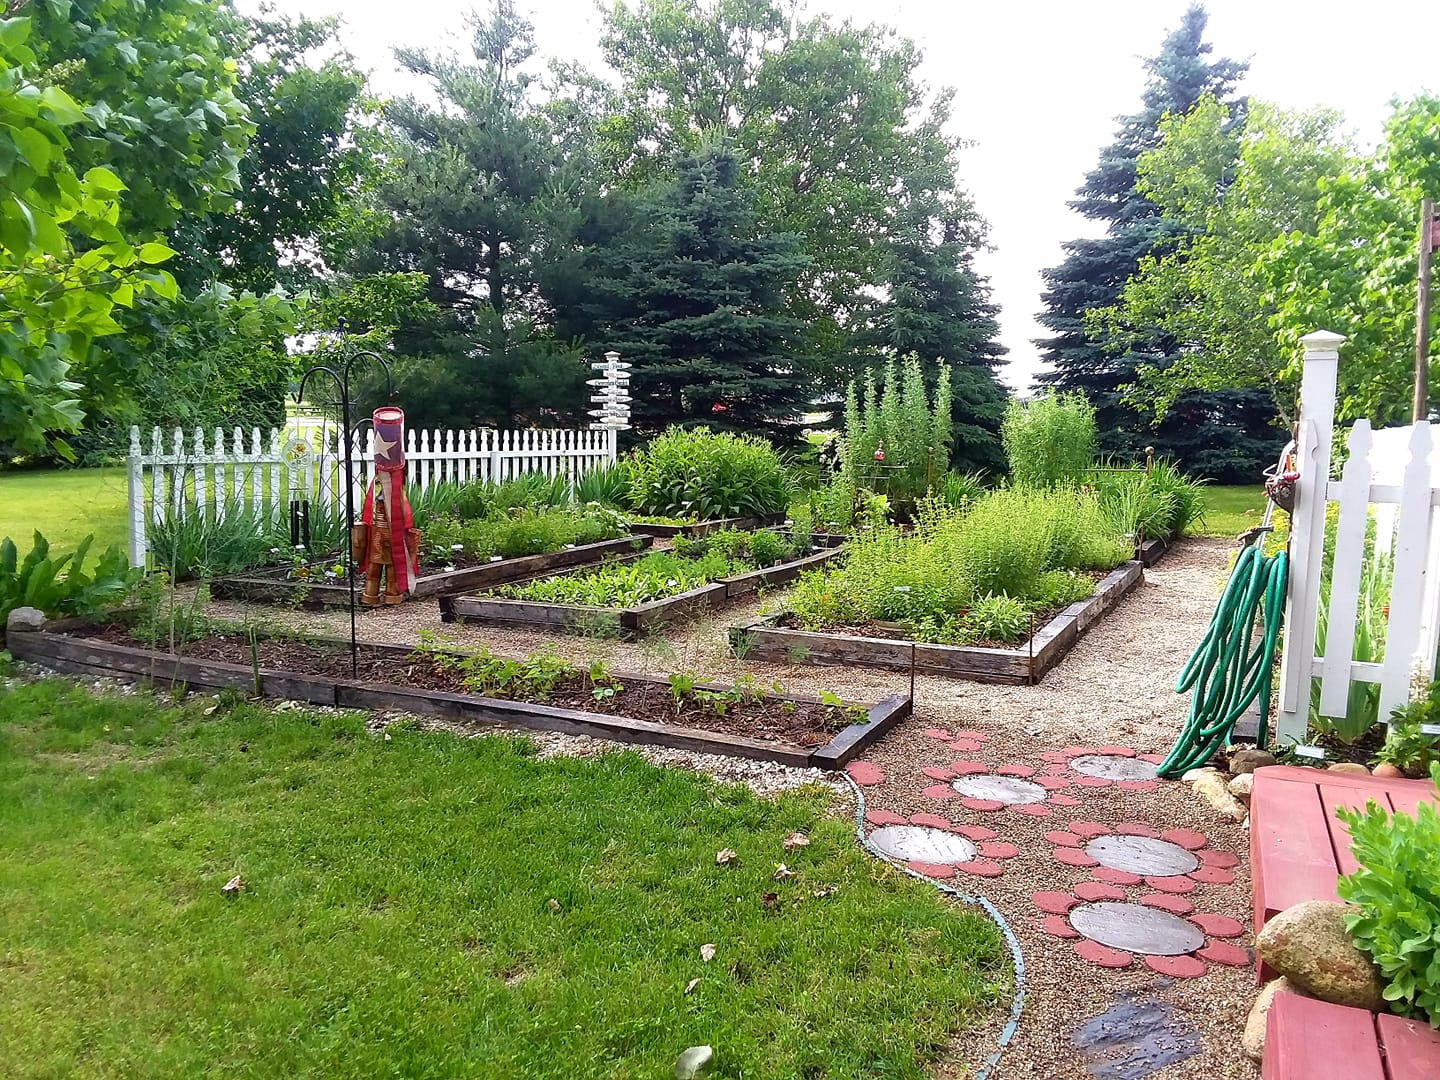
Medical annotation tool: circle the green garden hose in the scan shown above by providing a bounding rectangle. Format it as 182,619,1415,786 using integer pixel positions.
1157,540,1289,778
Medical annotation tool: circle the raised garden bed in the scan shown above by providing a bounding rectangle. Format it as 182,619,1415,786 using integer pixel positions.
728,560,1146,684
209,535,653,610
626,512,788,539
4,609,908,768
440,533,847,637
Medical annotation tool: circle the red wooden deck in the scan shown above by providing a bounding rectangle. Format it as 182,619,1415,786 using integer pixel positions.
1262,992,1440,1080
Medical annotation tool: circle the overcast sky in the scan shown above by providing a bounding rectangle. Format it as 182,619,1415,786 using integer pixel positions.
251,0,1437,390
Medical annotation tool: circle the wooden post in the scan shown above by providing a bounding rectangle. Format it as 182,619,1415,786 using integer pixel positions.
1416,198,1434,422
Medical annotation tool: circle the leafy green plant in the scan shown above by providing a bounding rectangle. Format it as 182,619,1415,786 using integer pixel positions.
573,462,631,507
626,426,792,519
1001,391,1096,487
1,532,142,626
1377,683,1440,777
964,594,1029,642
667,670,697,711
1336,764,1440,1025
840,355,953,509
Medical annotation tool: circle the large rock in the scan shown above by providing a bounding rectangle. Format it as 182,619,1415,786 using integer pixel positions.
1192,770,1248,822
1242,977,1297,1061
1255,901,1386,1011
1228,772,1255,801
1230,748,1277,774
1372,762,1405,779
1328,762,1370,775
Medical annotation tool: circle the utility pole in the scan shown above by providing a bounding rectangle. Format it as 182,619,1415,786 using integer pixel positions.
1416,197,1436,422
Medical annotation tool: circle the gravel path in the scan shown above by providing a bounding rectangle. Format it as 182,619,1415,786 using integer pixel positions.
204,537,1260,1080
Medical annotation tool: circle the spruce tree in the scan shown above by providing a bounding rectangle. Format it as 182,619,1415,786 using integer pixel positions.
1035,5,1277,482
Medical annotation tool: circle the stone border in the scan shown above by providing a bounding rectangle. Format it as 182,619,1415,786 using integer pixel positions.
4,608,910,770
209,534,655,610
728,560,1145,684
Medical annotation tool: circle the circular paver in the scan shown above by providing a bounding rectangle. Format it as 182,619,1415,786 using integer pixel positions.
1069,754,1160,781
869,826,977,865
1068,901,1206,957
1084,835,1200,877
950,775,1047,804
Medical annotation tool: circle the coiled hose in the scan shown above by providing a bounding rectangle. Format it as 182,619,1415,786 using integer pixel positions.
1157,540,1289,778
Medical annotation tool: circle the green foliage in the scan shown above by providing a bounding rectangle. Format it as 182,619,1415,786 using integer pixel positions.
145,500,323,580
0,531,141,625
1336,765,1440,1025
419,508,627,564
1378,685,1440,777
626,426,791,519
962,594,1029,642
573,462,631,507
1312,546,1391,744
1001,392,1096,487
1087,459,1206,541
840,356,953,508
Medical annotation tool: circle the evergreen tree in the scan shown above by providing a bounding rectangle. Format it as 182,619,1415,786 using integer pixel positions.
576,145,812,437
1035,5,1277,482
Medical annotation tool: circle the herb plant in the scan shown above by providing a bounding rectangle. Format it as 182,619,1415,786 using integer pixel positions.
1001,391,1096,487
626,426,792,519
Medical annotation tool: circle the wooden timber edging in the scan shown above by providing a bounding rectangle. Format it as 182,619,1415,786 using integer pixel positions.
440,543,846,637
3,609,909,768
727,560,1147,684
627,511,788,538
208,534,654,610
1138,536,1170,567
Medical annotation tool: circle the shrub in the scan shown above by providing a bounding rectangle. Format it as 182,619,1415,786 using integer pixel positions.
574,462,630,507
1089,459,1206,542
1,532,141,626
840,355,952,508
964,594,1029,641
1002,391,1096,486
420,508,627,563
627,426,791,519
1336,764,1440,1024
1377,683,1440,777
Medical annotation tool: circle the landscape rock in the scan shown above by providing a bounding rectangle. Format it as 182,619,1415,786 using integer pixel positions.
1255,900,1386,1011
1228,773,1255,801
1192,769,1248,822
1182,766,1223,782
4,606,45,633
1229,748,1278,774
1328,762,1370,775
1242,977,1297,1061
1371,762,1404,779
675,1045,714,1079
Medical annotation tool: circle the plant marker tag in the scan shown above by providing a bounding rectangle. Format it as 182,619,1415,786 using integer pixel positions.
1420,724,1440,737
1294,745,1326,760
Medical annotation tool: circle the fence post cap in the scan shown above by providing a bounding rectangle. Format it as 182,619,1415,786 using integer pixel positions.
1300,330,1346,353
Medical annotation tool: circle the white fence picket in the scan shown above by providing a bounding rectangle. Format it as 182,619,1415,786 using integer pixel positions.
1317,421,1372,716
1379,422,1435,721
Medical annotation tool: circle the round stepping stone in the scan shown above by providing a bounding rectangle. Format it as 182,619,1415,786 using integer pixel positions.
955,824,998,841
1061,745,1100,757
922,784,957,801
1197,941,1251,967
1139,893,1195,915
921,766,955,781
1011,804,1052,817
1041,915,1080,938
1070,754,1159,782
846,761,885,786
1073,940,1133,968
954,729,986,741
909,812,953,830
951,775,1047,804
1160,828,1208,850
1094,745,1137,757
1069,901,1206,956
907,860,956,878
1055,848,1099,868
1197,849,1239,869
1032,890,1078,914
1084,835,1200,877
1093,867,1143,886
869,825,977,865
949,742,983,754
1040,751,1071,763
950,760,989,776
1035,775,1071,790
1049,794,1082,806
864,809,907,827
1138,753,1166,763
1145,875,1197,895
959,798,1005,812
1189,913,1244,938
996,763,1037,778
1074,776,1113,788
978,841,1019,859
1043,762,1072,776
955,859,1004,877
1045,830,1083,848
923,728,952,740
1189,866,1235,885
1074,881,1126,902
1144,954,1207,978
1117,780,1160,792
1070,821,1112,838
1113,822,1160,837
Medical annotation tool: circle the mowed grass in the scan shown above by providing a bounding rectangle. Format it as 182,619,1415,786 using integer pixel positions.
0,468,130,556
0,680,1008,1079
1189,483,1288,541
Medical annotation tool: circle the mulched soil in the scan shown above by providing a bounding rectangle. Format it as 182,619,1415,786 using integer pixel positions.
1309,722,1387,765
71,625,849,747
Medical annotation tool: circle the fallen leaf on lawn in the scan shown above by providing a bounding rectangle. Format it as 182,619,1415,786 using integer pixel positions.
699,943,716,962
547,898,561,913
772,863,794,881
715,848,738,865
782,832,809,850
684,977,700,994
812,886,837,898
221,874,244,896
761,891,779,909
204,705,218,716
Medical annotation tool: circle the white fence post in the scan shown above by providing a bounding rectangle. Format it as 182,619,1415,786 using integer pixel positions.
1276,330,1344,745
126,427,146,566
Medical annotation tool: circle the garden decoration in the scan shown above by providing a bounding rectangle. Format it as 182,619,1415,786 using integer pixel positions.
352,406,419,607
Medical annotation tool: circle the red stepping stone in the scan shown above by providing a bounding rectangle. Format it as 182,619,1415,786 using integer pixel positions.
907,860,957,879
1074,940,1133,968
955,859,1004,878
1117,780,1159,792
1197,849,1239,869
960,798,1005,812
1144,954,1207,978
1055,848,1099,868
1146,875,1197,894
1061,745,1100,757
1140,893,1195,915
1138,753,1166,763
846,761,885,786
1011,804,1052,817
1043,762,1072,776
995,764,1037,778
955,824,998,841
1189,913,1245,938
864,809,907,827
1040,915,1080,938
922,785,957,801
1035,775,1070,790
1040,751,1071,763
950,760,989,775
1031,890,1078,914
1095,745,1137,757
954,729,987,741
1189,866,1235,885
1045,830,1083,848
1074,881,1126,902
1074,776,1113,788
949,742,983,754
922,728,952,740
921,766,955,781
909,812,953,830
1049,794,1082,806
1113,822,1160,837
1069,821,1112,838
1093,867,1143,886
1160,828,1208,851
979,841,1020,859
1197,941,1251,967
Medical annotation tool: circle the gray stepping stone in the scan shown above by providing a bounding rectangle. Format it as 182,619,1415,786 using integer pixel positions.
950,775,1047,804
1070,754,1160,781
1072,991,1201,1079
868,825,977,864
1069,902,1205,956
1084,835,1199,876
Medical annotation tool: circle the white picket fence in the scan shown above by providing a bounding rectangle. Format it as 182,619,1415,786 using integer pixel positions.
126,423,618,566
1274,331,1440,742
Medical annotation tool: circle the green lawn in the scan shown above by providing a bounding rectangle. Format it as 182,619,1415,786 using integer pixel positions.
0,680,1007,1079
0,468,130,557
1190,483,1285,540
